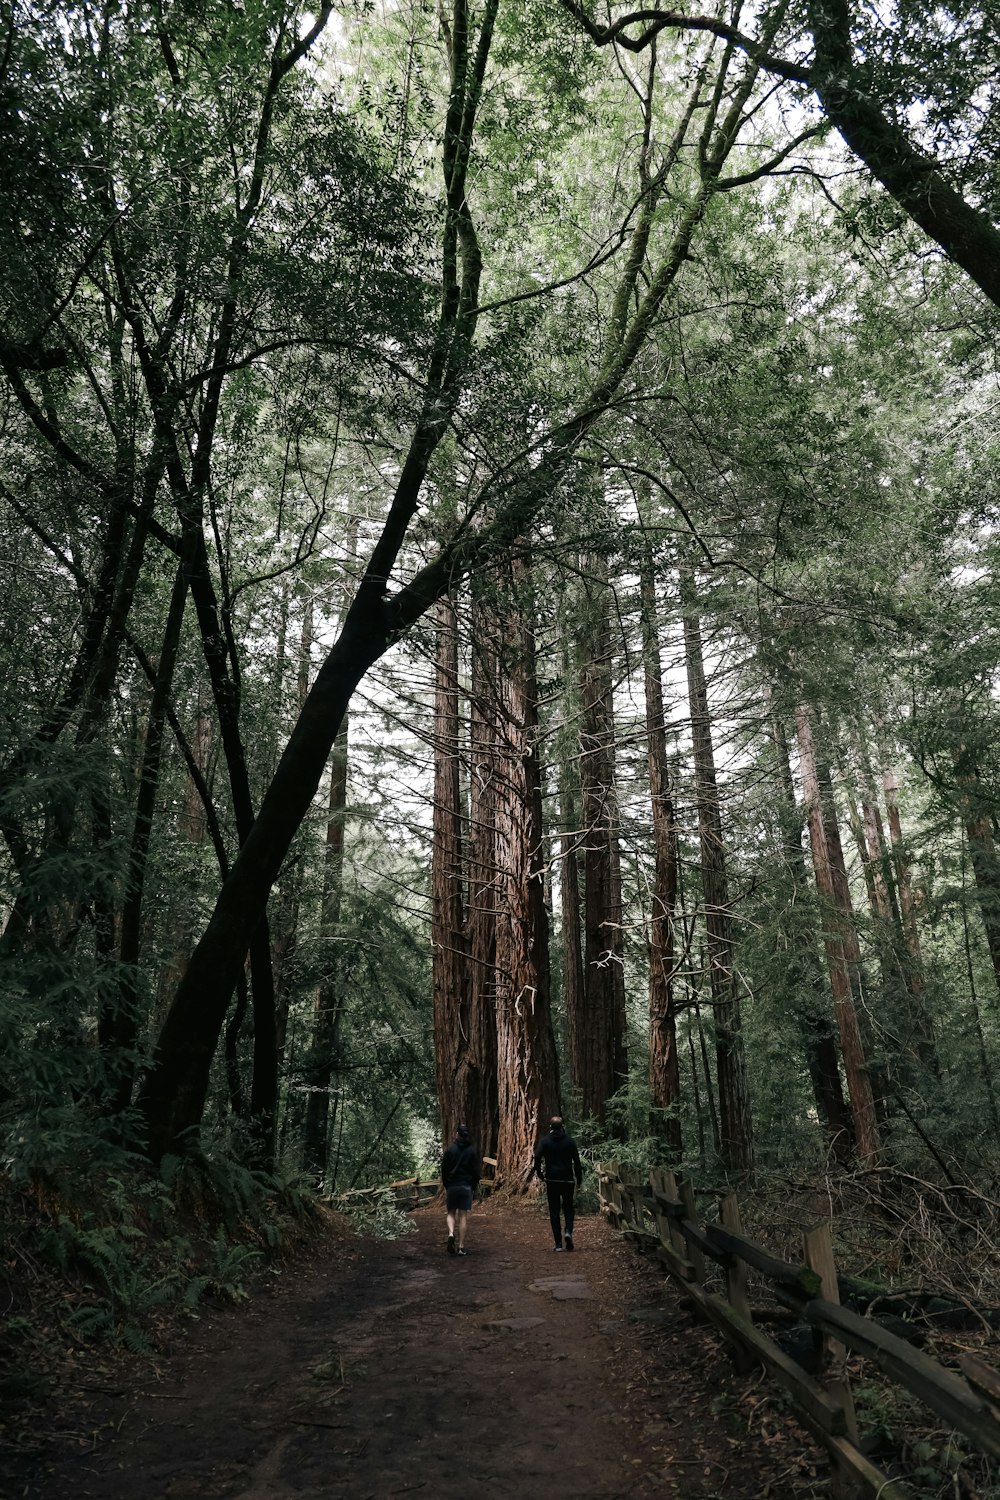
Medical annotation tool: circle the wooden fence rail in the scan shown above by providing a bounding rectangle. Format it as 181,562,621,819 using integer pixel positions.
334,1175,440,1210
599,1162,1000,1500
333,1156,499,1212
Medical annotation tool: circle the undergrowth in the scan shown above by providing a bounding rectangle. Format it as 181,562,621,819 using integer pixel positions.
0,1134,325,1416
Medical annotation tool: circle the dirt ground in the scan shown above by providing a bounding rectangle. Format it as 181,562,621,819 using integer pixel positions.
4,1196,831,1499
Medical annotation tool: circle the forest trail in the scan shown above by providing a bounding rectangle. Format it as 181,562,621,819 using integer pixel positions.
11,1198,826,1500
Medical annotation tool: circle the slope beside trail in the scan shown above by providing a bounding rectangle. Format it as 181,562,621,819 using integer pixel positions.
11,1197,828,1499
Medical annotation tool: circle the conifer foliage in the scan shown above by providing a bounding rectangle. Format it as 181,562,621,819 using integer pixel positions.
2,0,1000,1214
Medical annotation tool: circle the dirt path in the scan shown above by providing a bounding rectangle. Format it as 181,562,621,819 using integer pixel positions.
8,1198,827,1499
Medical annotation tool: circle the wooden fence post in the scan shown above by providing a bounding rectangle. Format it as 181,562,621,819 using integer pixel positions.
657,1169,689,1262
679,1177,706,1285
804,1222,860,1499
719,1194,752,1321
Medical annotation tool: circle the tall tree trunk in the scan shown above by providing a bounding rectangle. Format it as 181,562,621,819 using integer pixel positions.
271,597,313,1069
301,708,350,1183
795,705,880,1161
681,568,753,1174
431,595,471,1147
771,715,852,1156
102,561,189,1112
462,592,501,1162
559,779,586,1101
961,835,1000,1133
492,563,560,1187
880,766,938,1074
639,544,681,1155
573,554,627,1121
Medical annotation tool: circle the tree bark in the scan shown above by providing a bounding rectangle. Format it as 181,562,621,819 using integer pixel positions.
771,715,852,1156
680,568,754,1174
462,591,501,1162
492,562,560,1187
573,553,627,1121
795,705,880,1161
430,595,471,1149
103,561,189,1111
301,706,350,1183
639,544,681,1155
874,764,939,1076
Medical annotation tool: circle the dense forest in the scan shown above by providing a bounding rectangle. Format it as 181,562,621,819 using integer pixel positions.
2,0,1000,1229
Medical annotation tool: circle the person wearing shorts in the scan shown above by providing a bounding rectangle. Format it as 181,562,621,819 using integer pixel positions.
441,1123,481,1256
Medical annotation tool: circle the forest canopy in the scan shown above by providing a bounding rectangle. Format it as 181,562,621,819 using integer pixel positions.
1,0,999,1206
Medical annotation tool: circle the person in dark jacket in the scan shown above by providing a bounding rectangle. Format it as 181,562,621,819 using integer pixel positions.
441,1124,480,1256
533,1116,583,1251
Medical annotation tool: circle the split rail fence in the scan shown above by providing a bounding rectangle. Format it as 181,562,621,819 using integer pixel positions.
599,1161,1000,1500
335,1156,499,1212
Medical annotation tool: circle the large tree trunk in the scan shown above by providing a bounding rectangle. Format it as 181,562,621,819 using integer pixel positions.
805,0,1000,313
572,554,627,1121
639,543,681,1155
492,563,560,1187
462,593,501,1162
680,568,753,1174
795,705,880,1161
430,595,471,1148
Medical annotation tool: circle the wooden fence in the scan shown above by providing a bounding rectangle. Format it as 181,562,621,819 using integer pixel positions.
335,1175,440,1210
599,1161,1000,1500
335,1156,499,1212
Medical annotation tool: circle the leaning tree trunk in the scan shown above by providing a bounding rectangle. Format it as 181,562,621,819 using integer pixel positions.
639,542,681,1156
795,705,880,1162
492,562,560,1187
681,567,754,1175
573,552,628,1121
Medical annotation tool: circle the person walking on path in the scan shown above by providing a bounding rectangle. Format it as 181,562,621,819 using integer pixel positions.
441,1123,480,1256
533,1116,583,1251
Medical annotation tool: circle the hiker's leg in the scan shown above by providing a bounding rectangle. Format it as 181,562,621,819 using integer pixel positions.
562,1182,575,1237
447,1210,457,1238
546,1181,563,1245
456,1208,467,1247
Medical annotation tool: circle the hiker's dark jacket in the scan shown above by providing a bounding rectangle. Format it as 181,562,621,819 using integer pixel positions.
533,1128,582,1185
441,1140,481,1190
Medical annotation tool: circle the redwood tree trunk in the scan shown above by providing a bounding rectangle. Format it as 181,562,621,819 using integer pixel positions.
681,568,753,1174
640,544,681,1155
771,715,852,1156
462,593,501,1162
795,705,880,1161
431,596,470,1149
573,554,627,1121
492,564,560,1187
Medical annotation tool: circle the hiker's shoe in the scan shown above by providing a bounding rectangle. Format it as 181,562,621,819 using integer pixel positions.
553,1244,564,1252
457,1247,468,1256
447,1234,456,1255
565,1234,574,1251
